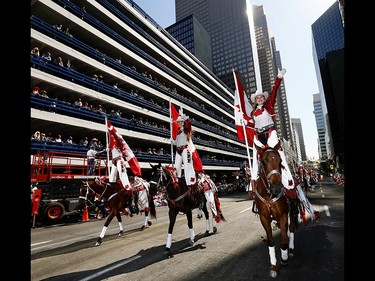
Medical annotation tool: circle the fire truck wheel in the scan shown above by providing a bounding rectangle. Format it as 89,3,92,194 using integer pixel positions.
44,202,65,222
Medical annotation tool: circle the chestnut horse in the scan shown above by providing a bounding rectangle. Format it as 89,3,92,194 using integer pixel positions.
78,176,156,246
252,142,299,278
149,164,223,257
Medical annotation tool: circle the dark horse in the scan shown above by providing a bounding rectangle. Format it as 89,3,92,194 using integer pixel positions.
252,142,299,278
78,176,156,246
149,164,224,257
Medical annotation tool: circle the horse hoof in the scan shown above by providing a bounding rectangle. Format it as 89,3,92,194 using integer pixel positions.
118,230,125,237
204,230,210,237
280,258,288,265
289,248,294,257
141,225,145,231
147,221,152,226
213,227,217,233
95,238,102,247
189,239,195,246
165,248,172,258
269,269,277,278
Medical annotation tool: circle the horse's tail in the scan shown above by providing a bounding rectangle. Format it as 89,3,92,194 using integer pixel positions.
289,199,299,230
149,193,157,219
214,193,226,222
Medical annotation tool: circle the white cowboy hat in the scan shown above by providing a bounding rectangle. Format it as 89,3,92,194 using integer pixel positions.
250,89,269,103
176,114,188,122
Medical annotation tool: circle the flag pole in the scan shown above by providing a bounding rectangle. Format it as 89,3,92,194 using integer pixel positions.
169,99,174,166
233,69,253,174
104,116,111,176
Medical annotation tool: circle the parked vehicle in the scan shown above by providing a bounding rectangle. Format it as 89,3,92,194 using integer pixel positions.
30,151,108,225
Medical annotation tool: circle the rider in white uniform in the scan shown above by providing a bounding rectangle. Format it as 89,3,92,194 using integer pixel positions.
247,68,294,190
174,114,196,187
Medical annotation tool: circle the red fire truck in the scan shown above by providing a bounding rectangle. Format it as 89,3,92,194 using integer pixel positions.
30,151,108,225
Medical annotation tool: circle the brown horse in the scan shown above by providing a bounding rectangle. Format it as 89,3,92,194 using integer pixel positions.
149,164,223,257
78,176,156,246
252,142,299,278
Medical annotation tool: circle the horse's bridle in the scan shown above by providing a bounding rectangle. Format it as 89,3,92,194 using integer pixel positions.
81,178,116,202
151,166,190,204
254,149,284,207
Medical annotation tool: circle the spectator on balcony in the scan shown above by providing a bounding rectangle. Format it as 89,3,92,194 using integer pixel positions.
89,138,98,148
74,98,83,108
53,56,64,67
31,47,40,57
32,131,41,141
55,134,63,144
54,24,63,31
96,104,105,115
40,90,49,99
65,58,73,70
64,27,73,38
109,110,116,119
31,86,41,96
115,109,122,118
97,140,104,151
45,132,55,142
82,101,90,110
65,136,74,145
41,52,51,61
79,136,89,147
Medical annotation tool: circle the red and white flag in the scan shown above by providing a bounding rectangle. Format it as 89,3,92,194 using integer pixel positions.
107,120,142,176
170,102,180,140
170,102,204,173
188,138,204,173
233,70,255,146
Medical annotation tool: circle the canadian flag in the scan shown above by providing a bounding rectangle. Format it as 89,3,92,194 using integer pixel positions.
107,120,142,176
188,138,204,173
170,102,204,173
233,70,255,147
170,102,179,140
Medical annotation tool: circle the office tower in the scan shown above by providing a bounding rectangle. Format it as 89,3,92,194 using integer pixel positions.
291,118,307,161
176,0,260,95
313,93,327,159
312,0,344,166
166,14,213,71
252,5,292,144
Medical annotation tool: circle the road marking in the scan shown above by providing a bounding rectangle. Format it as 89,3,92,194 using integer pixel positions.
240,207,252,214
31,240,53,246
324,205,331,216
78,255,141,281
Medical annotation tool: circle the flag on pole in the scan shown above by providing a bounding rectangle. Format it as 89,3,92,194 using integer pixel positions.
188,138,204,173
107,120,142,176
233,71,255,146
170,103,204,173
170,102,179,140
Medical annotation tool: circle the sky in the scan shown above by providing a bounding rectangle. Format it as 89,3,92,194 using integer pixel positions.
133,0,338,161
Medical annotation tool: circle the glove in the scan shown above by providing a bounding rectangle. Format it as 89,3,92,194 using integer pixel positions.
247,119,255,128
277,68,286,78
241,118,248,125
